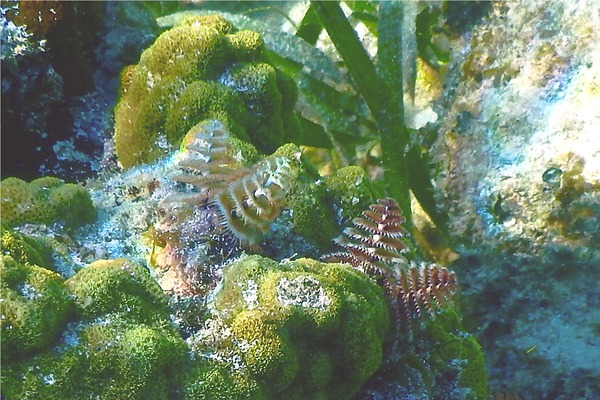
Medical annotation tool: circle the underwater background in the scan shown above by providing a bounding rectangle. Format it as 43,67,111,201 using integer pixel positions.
1,1,599,399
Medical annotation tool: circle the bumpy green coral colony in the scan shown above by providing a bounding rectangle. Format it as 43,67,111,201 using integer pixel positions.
114,15,300,168
0,177,97,229
184,255,390,400
1,249,390,400
0,255,73,361
2,258,186,400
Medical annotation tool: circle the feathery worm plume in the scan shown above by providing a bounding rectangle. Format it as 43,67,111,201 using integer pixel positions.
165,119,297,245
396,261,457,321
167,120,246,204
214,156,297,244
323,197,457,324
323,197,410,280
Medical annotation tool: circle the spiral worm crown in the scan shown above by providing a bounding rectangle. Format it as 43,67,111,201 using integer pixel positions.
323,197,458,322
168,120,297,244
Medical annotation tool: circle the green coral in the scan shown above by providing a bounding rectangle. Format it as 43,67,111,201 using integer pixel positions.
2,258,186,400
0,202,485,399
324,166,383,220
289,178,339,246
359,307,488,399
0,176,96,229
419,307,488,399
0,255,74,361
1,224,83,277
1,225,54,268
184,358,267,400
288,164,383,247
3,319,186,400
65,258,169,322
164,80,251,145
114,14,300,168
397,307,488,400
1,254,390,399
189,255,390,400
255,142,338,247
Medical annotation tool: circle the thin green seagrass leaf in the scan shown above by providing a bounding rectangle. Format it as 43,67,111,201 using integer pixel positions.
344,0,379,36
332,131,376,147
297,85,374,151
296,114,333,149
345,0,378,14
311,1,380,118
416,5,450,69
377,0,411,227
349,11,378,36
301,73,363,116
265,49,302,76
296,5,322,45
266,50,373,150
406,145,449,234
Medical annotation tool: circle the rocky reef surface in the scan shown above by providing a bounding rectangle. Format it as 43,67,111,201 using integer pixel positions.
425,1,600,398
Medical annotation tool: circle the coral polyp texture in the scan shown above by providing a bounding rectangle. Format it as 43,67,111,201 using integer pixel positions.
167,120,299,245
1,251,391,399
185,255,390,400
0,176,97,229
2,257,187,400
114,15,300,168
288,165,383,247
0,254,73,362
